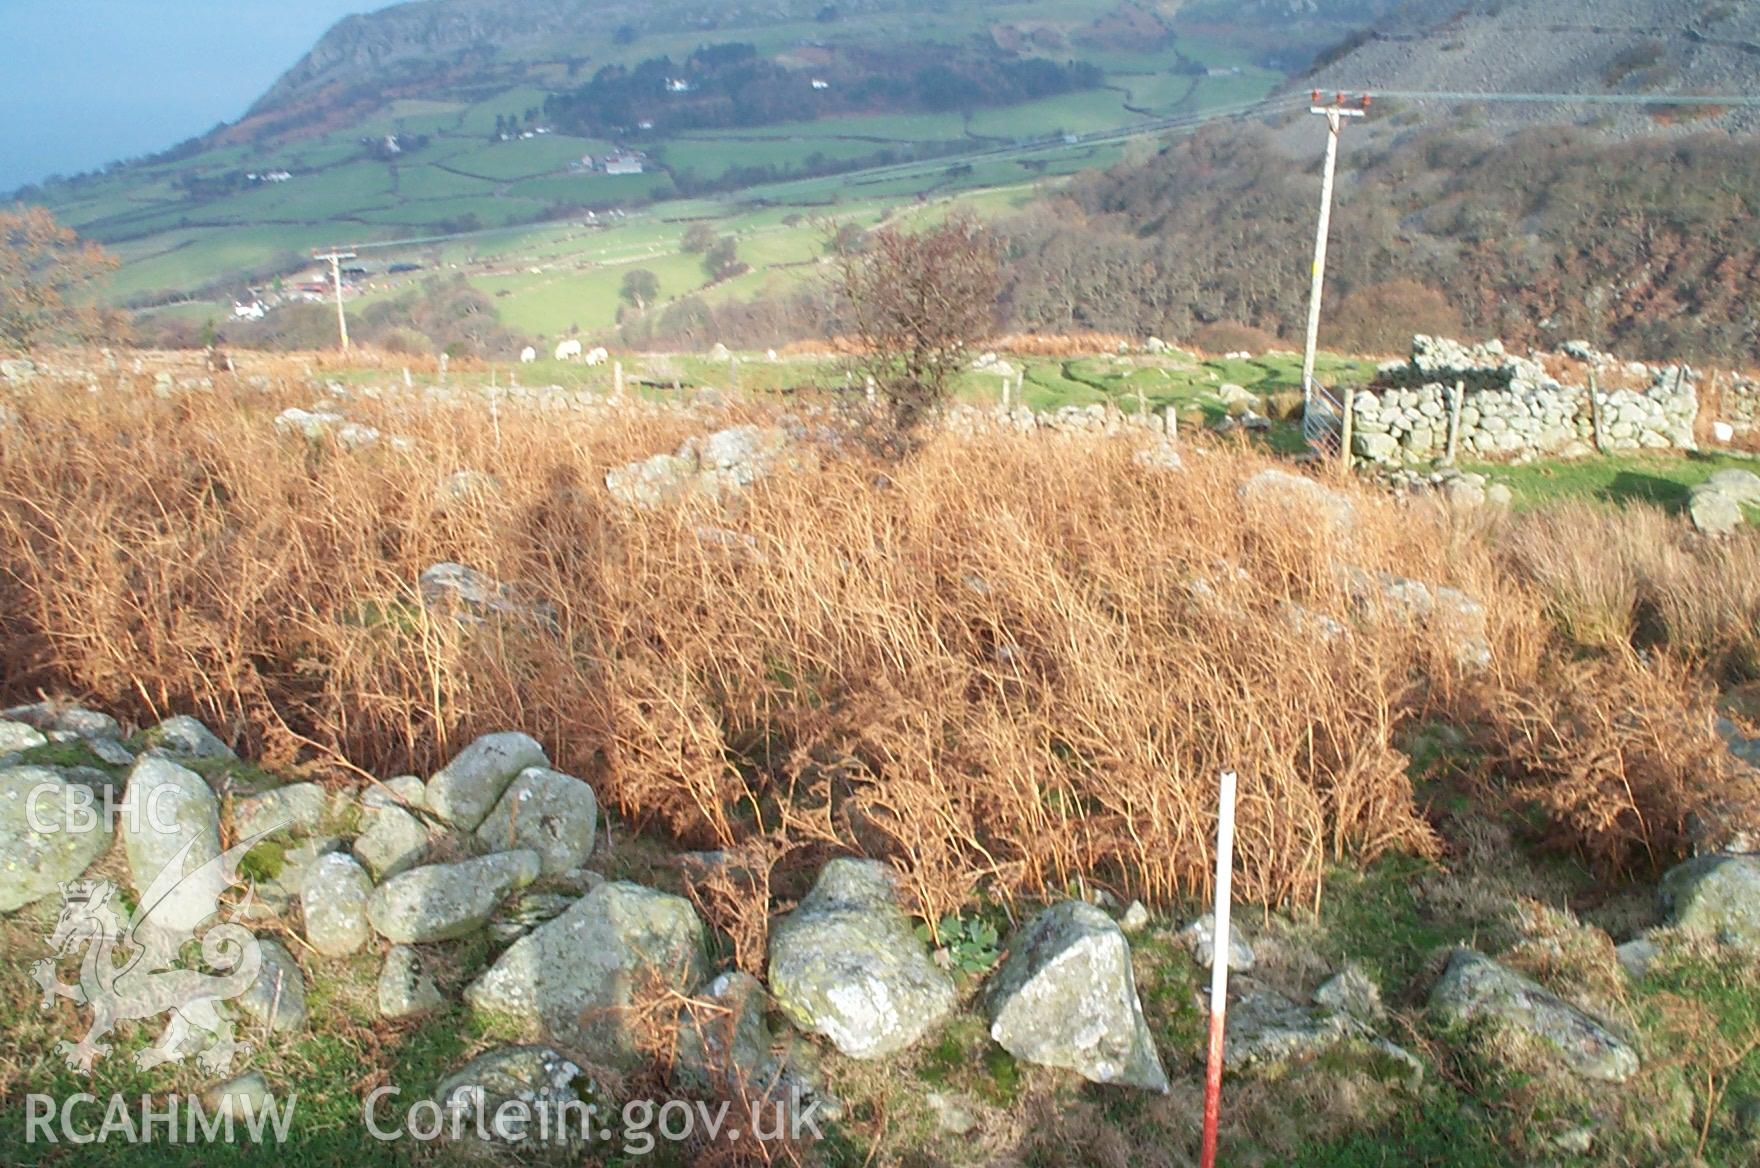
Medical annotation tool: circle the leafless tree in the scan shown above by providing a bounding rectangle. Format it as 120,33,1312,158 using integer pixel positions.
831,213,1001,447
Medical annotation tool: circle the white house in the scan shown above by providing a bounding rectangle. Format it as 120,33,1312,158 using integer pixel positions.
666,78,695,93
604,153,645,175
232,301,266,321
811,79,830,90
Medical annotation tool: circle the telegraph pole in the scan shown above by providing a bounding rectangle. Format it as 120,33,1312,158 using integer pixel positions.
1298,92,1367,469
313,247,358,351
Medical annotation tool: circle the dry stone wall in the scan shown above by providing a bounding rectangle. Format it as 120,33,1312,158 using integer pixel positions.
1349,337,1698,465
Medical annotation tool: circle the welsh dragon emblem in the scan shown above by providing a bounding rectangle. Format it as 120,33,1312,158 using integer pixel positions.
31,828,279,1076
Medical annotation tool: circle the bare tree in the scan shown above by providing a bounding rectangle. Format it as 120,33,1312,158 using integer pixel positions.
832,213,1001,445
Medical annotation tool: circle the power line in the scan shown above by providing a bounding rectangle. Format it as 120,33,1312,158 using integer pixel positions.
1358,89,1760,107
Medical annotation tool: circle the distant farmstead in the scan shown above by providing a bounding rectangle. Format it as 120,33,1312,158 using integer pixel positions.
604,152,646,175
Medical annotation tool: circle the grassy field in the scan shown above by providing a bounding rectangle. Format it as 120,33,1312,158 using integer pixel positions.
12,1,1298,321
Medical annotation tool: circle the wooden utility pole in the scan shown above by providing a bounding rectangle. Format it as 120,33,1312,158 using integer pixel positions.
1297,93,1367,470
313,248,358,351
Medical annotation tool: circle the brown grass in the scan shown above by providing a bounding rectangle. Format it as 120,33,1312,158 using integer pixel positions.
0,360,1752,937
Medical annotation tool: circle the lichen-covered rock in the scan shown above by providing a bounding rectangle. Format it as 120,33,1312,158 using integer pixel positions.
378,944,445,1019
434,1046,591,1157
1429,948,1638,1083
1315,965,1385,1026
1708,468,1760,507
232,938,307,1033
1660,854,1760,949
301,852,374,957
474,767,597,874
674,971,775,1094
0,767,113,912
234,782,327,840
1237,469,1355,538
769,859,956,1060
1224,979,1364,1071
353,776,432,881
0,720,48,754
427,732,549,831
466,881,706,1064
152,714,235,760
418,563,556,627
985,900,1167,1091
1690,484,1745,535
120,756,226,934
1178,912,1255,971
367,850,540,944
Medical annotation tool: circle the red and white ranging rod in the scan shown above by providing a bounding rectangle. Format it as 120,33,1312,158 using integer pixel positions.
1200,769,1238,1168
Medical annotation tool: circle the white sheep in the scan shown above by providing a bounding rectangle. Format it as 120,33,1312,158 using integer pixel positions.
519,346,537,364
554,339,583,362
585,346,609,366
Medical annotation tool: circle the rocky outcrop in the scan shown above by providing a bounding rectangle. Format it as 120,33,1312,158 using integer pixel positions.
1429,948,1639,1083
985,901,1168,1091
605,425,801,509
768,859,956,1059
1660,854,1760,949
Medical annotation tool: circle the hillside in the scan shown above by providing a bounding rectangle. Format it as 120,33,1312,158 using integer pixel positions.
1309,0,1760,134
7,0,1399,313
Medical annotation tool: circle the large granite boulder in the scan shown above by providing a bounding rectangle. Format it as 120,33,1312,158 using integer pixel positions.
301,852,375,957
474,767,598,875
1429,948,1639,1083
0,766,113,912
985,900,1168,1091
426,732,549,831
768,859,956,1059
465,880,707,1064
367,850,541,944
1660,854,1760,949
119,755,227,934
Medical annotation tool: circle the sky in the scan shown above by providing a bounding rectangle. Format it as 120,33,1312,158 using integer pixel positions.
0,0,383,193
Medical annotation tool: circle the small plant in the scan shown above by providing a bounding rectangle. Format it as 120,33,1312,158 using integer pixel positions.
916,913,1002,977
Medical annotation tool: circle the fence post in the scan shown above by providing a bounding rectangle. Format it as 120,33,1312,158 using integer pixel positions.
1588,368,1605,454
1445,379,1465,465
